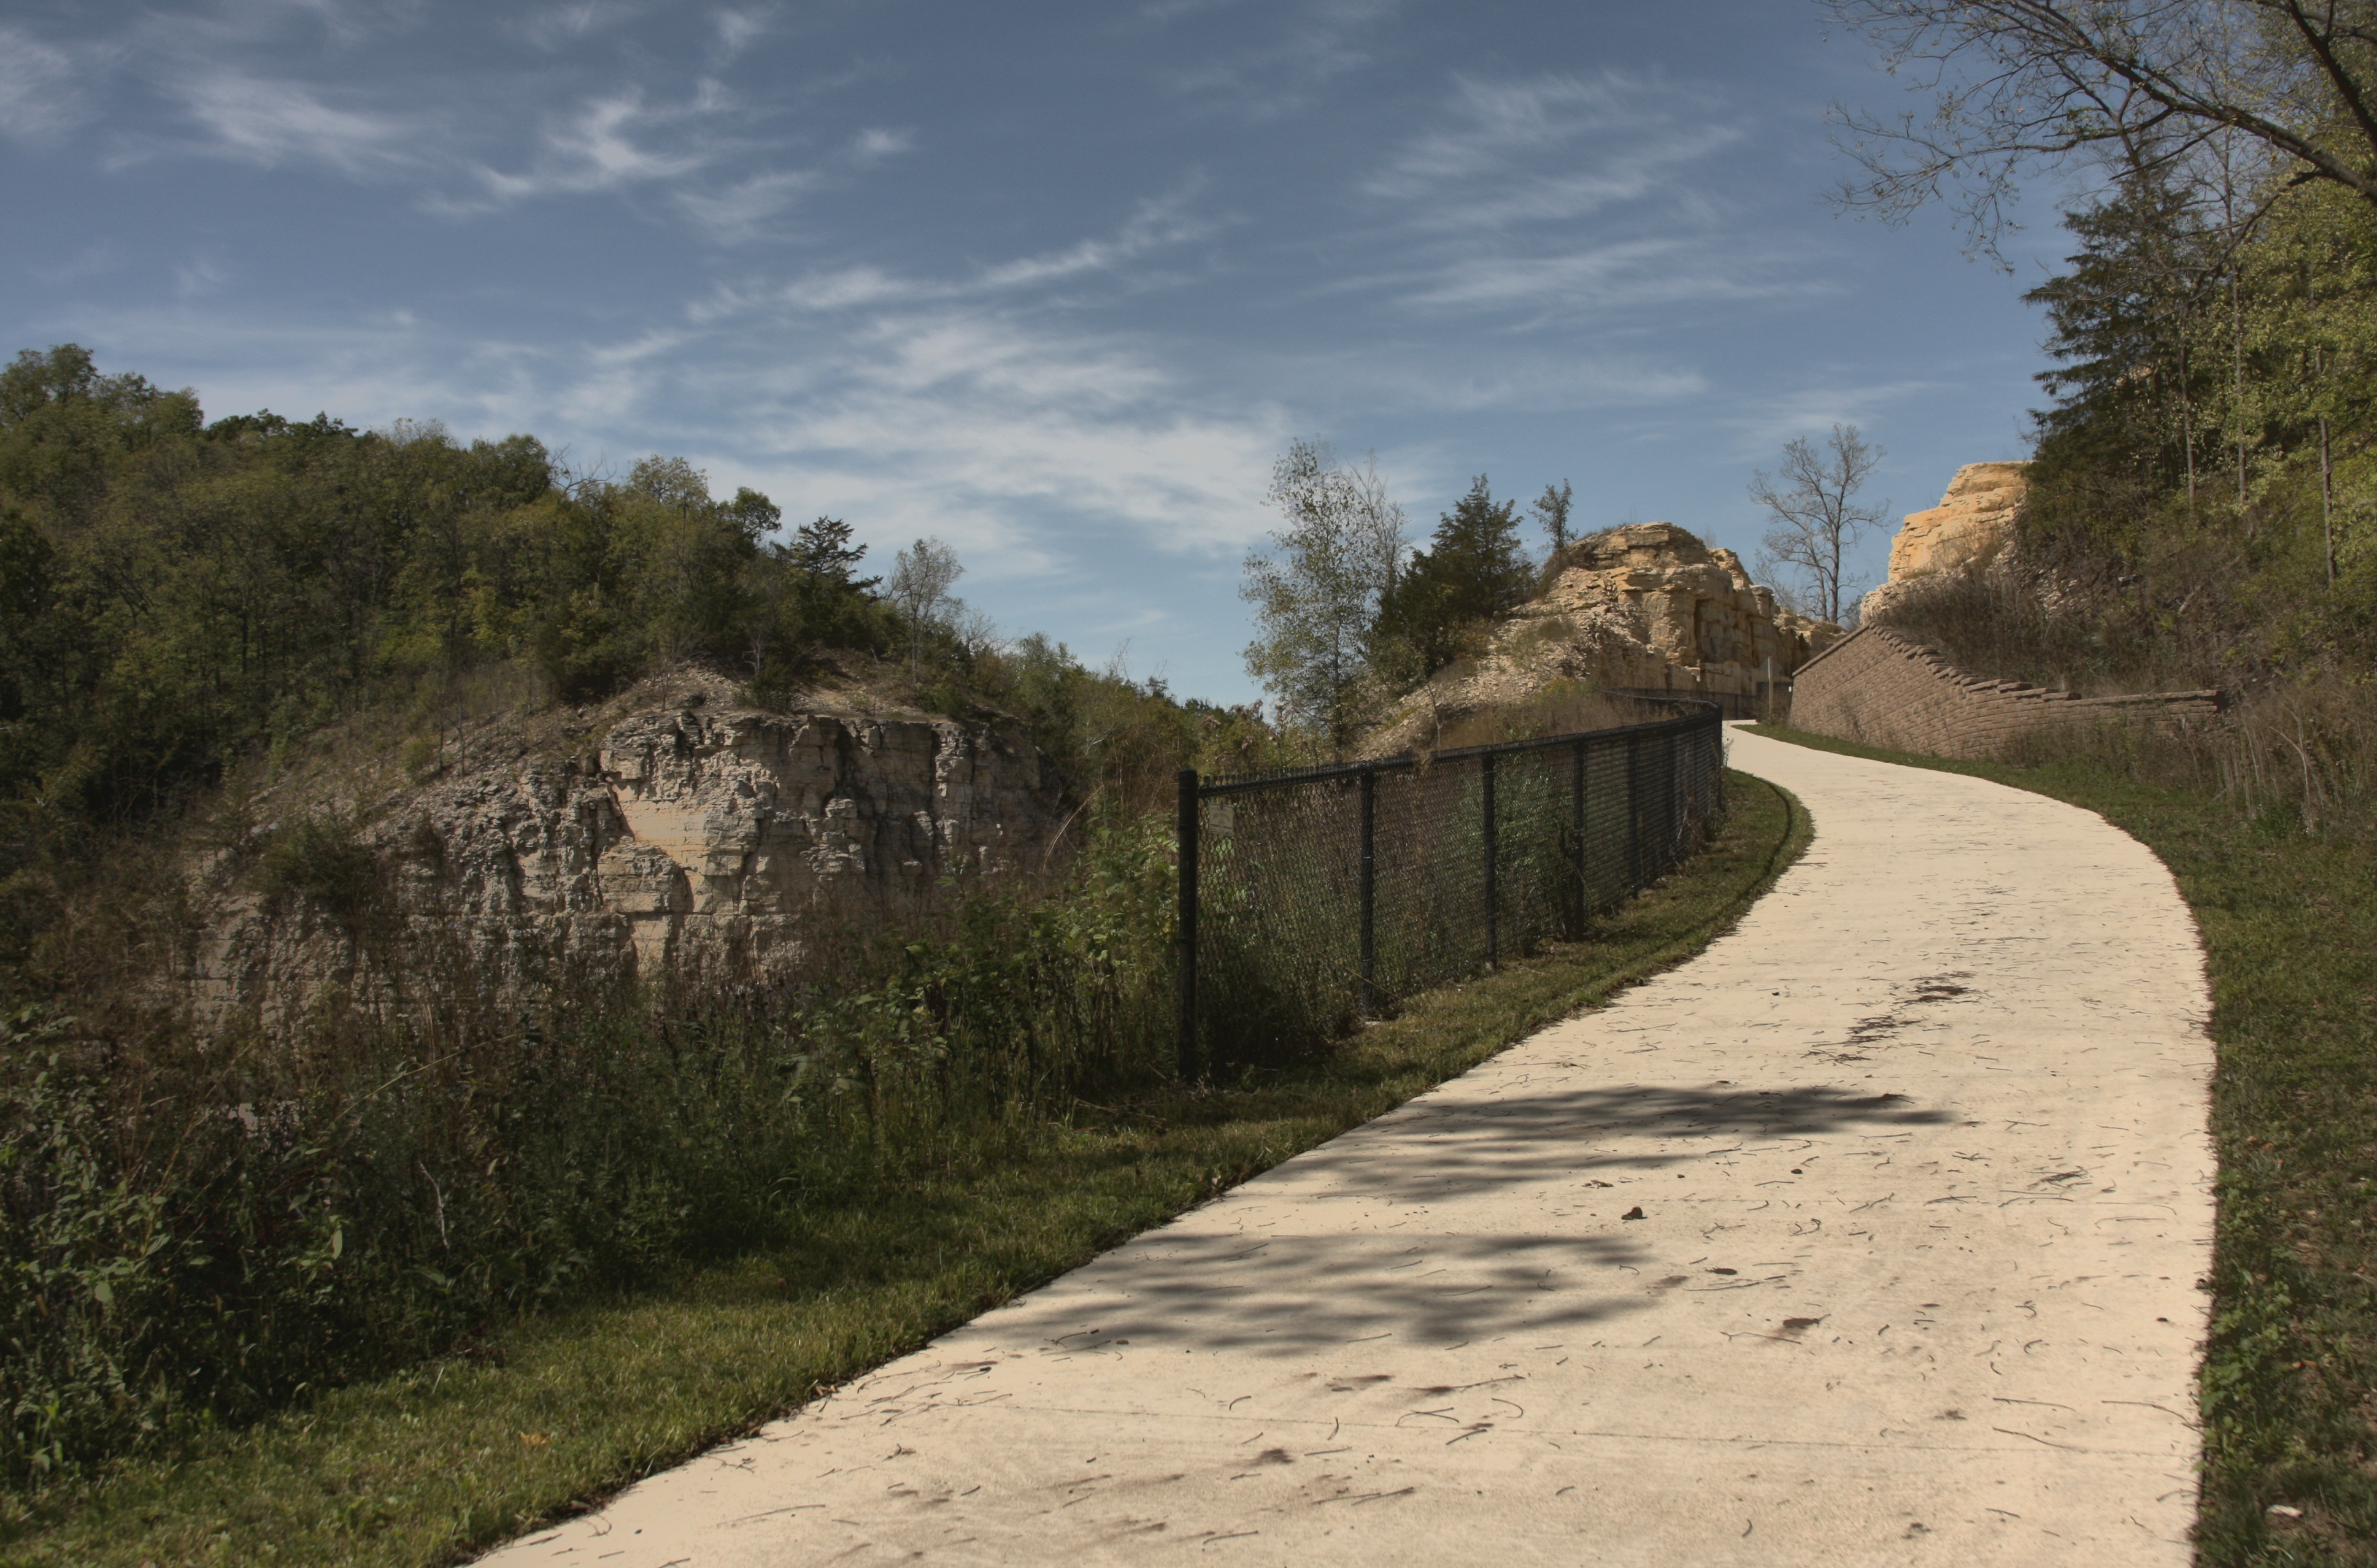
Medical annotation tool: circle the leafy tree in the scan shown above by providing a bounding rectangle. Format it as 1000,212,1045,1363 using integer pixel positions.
1376,474,1533,676
1749,425,1889,625
1240,439,1407,752
888,537,965,683
1532,479,1575,559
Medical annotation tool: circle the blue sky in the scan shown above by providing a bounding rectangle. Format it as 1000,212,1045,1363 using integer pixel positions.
0,0,2071,704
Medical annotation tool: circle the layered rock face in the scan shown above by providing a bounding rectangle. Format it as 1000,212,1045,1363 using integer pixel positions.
1860,462,2030,621
1538,523,1839,677
195,692,1063,1018
1367,523,1836,752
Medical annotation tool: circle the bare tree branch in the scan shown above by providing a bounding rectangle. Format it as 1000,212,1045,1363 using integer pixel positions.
1749,424,1890,624
1824,1,2377,258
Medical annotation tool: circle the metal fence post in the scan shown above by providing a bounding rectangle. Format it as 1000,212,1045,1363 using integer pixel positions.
1668,726,1682,861
1570,737,1587,934
1359,766,1377,1015
1708,712,1725,824
1625,733,1643,891
1482,751,1498,967
1176,767,1199,1084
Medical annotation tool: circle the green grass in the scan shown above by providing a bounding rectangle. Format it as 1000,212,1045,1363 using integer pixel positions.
1743,723,2377,1567
0,772,1806,1568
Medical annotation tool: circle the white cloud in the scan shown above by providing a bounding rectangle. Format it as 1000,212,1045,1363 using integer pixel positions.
767,266,924,313
1725,380,1941,465
1366,70,1744,227
750,189,1213,315
1398,236,1835,316
1370,74,1637,194
676,167,820,241
0,25,84,141
631,296,1293,566
168,67,420,175
523,1,642,50
1349,70,1822,323
712,7,771,60
174,253,231,298
977,190,1211,290
475,88,715,201
1160,0,1403,118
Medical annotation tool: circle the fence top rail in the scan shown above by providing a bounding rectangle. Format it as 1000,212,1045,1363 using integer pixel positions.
1195,699,1721,799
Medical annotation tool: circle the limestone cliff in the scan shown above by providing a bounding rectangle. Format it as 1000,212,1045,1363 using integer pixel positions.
1859,462,2030,622
193,669,1064,1019
1365,523,1836,753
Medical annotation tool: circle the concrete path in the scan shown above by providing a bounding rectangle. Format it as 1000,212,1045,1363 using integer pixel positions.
479,726,2216,1567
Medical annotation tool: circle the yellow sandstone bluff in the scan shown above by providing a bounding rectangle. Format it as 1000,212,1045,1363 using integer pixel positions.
1367,522,1837,754
1859,461,2030,622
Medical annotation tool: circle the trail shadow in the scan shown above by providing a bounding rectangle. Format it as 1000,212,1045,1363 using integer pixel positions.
985,1085,1950,1357
1272,1082,1955,1205
996,1230,1653,1355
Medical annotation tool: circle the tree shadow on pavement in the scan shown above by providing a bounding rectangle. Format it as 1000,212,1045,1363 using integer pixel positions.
984,1084,1948,1357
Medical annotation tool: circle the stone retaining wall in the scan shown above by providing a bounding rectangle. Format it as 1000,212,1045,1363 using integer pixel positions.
1787,625,2221,759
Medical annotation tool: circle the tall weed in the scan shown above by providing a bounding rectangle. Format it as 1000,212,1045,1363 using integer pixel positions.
0,808,1184,1490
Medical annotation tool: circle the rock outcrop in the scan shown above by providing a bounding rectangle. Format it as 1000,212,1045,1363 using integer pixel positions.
1366,523,1837,753
1859,462,2030,622
1539,523,1840,675
193,672,1064,1020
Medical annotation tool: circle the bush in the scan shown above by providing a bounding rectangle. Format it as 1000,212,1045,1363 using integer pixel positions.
0,804,1185,1488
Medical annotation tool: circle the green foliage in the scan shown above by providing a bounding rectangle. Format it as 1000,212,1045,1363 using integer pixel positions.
248,812,384,929
1240,440,1408,753
0,344,907,968
4,774,1803,1568
1377,474,1533,675
0,801,1184,1489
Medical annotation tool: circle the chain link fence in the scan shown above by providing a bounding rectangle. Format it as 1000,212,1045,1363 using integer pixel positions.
1174,699,1726,1078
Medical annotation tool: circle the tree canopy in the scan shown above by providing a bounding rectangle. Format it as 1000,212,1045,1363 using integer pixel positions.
1377,474,1535,675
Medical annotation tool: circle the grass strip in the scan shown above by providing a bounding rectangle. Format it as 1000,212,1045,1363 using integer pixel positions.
2,770,1805,1568
1742,723,2377,1567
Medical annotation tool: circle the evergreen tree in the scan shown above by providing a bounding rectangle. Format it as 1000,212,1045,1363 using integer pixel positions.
784,515,878,590
1376,475,1531,675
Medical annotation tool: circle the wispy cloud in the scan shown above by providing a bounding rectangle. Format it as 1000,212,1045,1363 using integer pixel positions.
174,252,231,299
0,25,92,142
1159,0,1403,118
1370,74,1635,193
1368,74,1747,234
1398,237,1834,315
50,4,903,239
738,187,1213,314
711,7,771,63
1725,379,1943,466
472,87,719,201
523,1,642,51
170,67,421,176
735,308,1289,564
976,186,1212,289
1350,70,1813,322
675,167,819,240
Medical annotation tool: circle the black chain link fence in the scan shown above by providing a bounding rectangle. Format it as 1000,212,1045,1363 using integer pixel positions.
1174,699,1727,1078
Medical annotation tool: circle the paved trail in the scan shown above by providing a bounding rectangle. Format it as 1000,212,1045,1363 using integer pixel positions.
480,727,2216,1567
